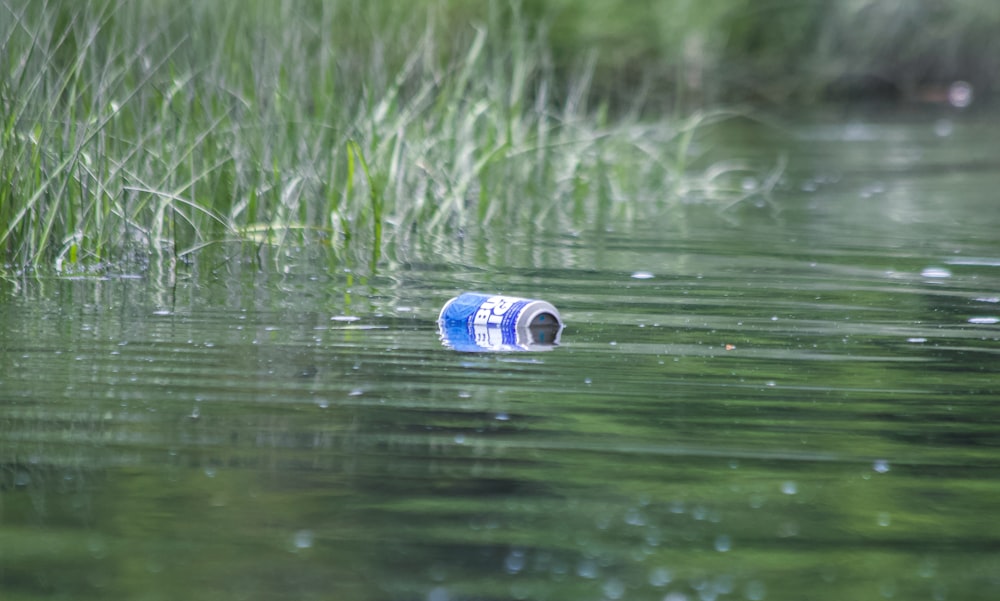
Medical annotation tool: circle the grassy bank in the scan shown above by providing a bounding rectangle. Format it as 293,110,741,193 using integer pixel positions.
1,0,771,274
5,0,993,274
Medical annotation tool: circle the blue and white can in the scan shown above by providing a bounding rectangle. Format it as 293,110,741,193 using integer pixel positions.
438,292,564,352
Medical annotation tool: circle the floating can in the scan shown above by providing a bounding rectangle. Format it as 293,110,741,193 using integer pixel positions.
438,292,564,352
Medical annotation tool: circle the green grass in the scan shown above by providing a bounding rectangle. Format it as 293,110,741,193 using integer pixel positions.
0,0,776,274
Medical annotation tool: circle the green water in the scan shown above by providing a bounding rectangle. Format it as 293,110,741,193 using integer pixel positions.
2,110,1000,601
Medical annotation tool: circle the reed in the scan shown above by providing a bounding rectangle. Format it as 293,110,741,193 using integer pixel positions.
0,0,772,274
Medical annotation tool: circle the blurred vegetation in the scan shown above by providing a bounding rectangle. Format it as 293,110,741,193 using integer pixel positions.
526,0,1000,106
1,0,996,273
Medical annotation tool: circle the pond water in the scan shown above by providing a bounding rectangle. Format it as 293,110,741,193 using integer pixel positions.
2,109,1000,601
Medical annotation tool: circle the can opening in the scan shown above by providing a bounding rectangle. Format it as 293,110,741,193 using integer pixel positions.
527,312,561,343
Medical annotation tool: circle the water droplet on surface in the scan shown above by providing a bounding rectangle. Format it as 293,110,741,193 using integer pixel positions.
948,81,973,108
293,529,313,549
576,559,599,579
631,271,655,280
968,316,999,325
504,549,525,574
593,578,622,601
933,119,954,137
625,508,646,526
427,586,450,601
649,567,672,587
745,580,767,600
906,337,927,343
920,267,951,279
873,459,890,473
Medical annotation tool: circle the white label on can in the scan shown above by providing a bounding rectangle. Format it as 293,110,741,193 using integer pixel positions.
473,295,514,327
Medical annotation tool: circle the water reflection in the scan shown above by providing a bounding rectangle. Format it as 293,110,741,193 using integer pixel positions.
3,112,1000,601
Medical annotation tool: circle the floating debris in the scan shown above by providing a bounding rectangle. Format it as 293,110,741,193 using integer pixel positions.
438,293,564,352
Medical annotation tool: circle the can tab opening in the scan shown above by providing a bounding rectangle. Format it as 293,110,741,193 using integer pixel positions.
527,312,561,343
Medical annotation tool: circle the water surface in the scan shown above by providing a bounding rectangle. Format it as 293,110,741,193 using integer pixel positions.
2,109,1000,601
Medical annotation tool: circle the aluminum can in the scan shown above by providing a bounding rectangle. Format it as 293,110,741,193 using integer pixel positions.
438,292,563,352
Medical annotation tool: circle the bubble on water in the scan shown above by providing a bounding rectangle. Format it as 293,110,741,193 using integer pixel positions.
454,434,466,445
457,391,471,398
968,316,999,325
625,508,647,526
777,520,800,538
873,459,890,473
293,529,313,549
576,559,599,579
933,119,954,137
745,581,767,600
714,535,732,552
920,267,951,279
603,578,626,600
87,536,107,558
631,271,655,280
427,587,450,601
645,529,662,547
650,567,673,587
918,557,938,579
504,549,525,574
781,481,797,495
948,81,973,108
495,412,510,421
204,467,216,478
906,337,927,344
974,296,1000,304
331,315,361,322
877,512,892,527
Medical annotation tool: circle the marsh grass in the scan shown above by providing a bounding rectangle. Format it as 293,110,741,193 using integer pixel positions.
0,0,771,275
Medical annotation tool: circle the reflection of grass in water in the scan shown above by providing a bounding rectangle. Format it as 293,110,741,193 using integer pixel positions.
0,1,773,274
